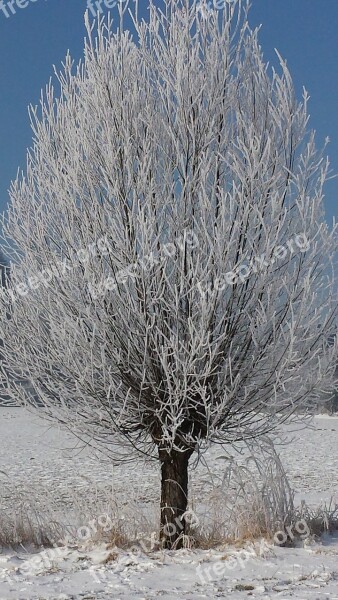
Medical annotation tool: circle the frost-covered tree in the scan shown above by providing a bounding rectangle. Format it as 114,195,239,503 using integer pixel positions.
0,250,12,406
0,0,337,548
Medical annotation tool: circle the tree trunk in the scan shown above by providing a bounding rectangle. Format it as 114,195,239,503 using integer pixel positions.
159,448,192,549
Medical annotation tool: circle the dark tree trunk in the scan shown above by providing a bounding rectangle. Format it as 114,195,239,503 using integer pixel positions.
159,448,192,549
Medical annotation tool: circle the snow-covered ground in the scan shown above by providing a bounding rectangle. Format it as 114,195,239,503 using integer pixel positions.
1,408,338,599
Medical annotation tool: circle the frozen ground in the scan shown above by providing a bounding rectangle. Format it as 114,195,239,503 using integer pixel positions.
1,408,338,599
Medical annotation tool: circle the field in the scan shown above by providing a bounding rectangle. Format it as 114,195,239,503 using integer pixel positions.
1,408,338,599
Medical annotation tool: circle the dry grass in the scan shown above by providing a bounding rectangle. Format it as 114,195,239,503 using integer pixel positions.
0,476,159,553
0,504,67,549
293,499,338,539
188,437,296,548
2,437,338,553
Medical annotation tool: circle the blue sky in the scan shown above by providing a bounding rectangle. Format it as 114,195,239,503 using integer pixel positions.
0,0,337,223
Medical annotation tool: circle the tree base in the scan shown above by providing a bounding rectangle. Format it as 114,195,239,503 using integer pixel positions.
159,448,193,549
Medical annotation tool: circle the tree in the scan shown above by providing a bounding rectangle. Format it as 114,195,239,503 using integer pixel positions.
0,0,337,548
0,250,13,406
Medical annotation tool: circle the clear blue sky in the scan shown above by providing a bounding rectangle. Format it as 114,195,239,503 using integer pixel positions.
0,0,337,223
